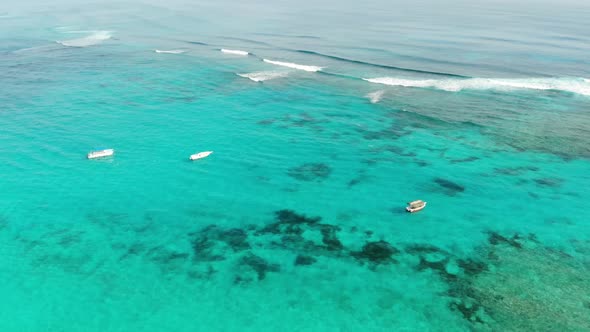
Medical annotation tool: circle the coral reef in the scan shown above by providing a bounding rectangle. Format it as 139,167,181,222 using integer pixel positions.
287,163,332,182
434,177,465,195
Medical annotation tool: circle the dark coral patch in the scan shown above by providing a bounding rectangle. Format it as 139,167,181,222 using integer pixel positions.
119,243,146,260
494,166,539,176
276,209,321,225
257,119,275,125
353,241,399,263
371,145,417,157
414,160,430,167
434,178,465,195
487,232,523,249
294,255,317,266
258,210,321,235
287,163,332,182
150,250,190,265
319,224,344,251
347,177,362,188
191,234,226,262
190,225,251,261
236,252,280,281
450,300,485,324
534,177,564,188
457,259,488,276
359,122,412,141
450,156,480,164
256,210,347,258
416,257,453,279
405,244,447,255
221,228,251,251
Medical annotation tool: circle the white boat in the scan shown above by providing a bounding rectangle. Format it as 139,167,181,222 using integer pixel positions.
87,149,114,159
406,200,427,213
189,151,213,160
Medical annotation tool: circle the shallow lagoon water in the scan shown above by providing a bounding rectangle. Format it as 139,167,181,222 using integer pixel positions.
1,1,590,331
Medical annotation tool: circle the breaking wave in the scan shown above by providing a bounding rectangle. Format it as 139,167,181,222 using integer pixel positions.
263,59,322,72
221,49,249,56
155,49,186,54
363,77,590,96
57,31,112,47
237,71,288,82
366,90,385,103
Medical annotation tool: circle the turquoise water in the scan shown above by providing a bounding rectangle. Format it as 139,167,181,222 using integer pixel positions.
1,1,590,330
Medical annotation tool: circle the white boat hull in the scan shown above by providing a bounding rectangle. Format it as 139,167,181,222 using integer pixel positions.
190,151,213,160
87,149,114,159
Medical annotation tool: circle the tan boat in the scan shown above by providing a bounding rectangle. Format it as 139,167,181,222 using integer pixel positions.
406,200,427,213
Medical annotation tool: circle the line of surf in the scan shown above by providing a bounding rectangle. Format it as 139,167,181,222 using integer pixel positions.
155,49,186,54
263,59,322,72
56,31,112,47
236,71,288,82
186,41,209,46
296,50,466,78
221,49,249,56
363,77,590,96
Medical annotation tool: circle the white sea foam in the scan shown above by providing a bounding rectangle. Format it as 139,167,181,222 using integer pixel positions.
155,49,186,54
57,31,112,47
366,90,385,103
237,71,288,82
221,49,249,56
363,77,590,96
263,59,322,72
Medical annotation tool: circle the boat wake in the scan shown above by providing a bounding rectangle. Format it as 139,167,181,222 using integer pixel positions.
263,59,322,72
155,49,186,54
363,77,590,96
237,71,288,82
221,49,249,56
57,31,112,47
366,90,385,103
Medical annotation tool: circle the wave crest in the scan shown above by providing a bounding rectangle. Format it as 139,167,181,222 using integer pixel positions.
155,49,186,54
363,77,590,96
366,90,385,103
221,49,249,56
297,50,464,77
57,31,112,47
237,71,288,82
263,59,322,72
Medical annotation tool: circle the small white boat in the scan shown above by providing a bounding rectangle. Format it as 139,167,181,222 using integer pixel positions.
406,200,427,213
189,151,213,161
87,148,114,159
